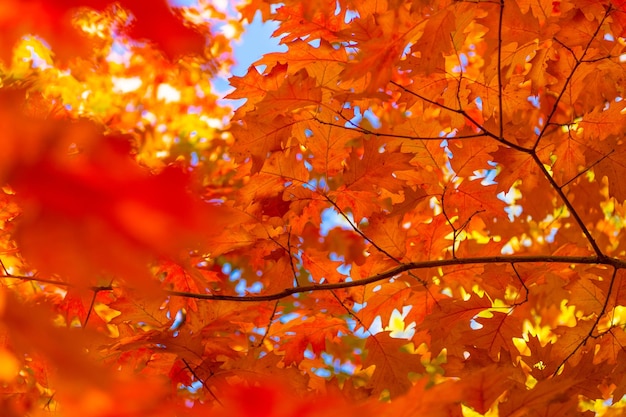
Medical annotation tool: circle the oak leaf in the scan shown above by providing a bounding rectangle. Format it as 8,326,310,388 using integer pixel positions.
363,331,423,397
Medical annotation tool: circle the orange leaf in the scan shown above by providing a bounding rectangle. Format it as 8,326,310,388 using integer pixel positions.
363,331,424,397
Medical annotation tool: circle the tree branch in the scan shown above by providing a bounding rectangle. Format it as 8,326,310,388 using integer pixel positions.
313,113,487,141
497,0,504,140
532,153,604,257
532,8,612,151
5,255,617,302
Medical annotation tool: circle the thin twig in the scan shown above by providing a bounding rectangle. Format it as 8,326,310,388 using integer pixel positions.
553,267,619,376
255,300,279,348
440,189,456,258
497,0,505,140
330,290,373,336
390,81,531,153
532,153,604,256
322,193,431,288
322,194,399,262
313,116,486,141
533,8,612,151
0,258,8,276
82,290,98,329
182,358,223,406
560,149,614,189
510,264,529,307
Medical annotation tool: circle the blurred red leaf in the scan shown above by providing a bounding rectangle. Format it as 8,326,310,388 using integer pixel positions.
0,0,206,63
9,125,226,288
208,378,377,417
0,289,109,388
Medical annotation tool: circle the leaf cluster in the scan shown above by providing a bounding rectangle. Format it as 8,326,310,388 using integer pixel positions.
1,0,626,416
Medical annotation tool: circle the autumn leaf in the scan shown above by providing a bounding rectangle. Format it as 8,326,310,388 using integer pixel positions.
463,311,524,360
379,377,464,417
460,365,514,414
342,136,414,194
0,289,112,389
356,280,413,330
418,294,493,358
206,377,381,417
363,331,423,397
499,376,583,417
279,315,348,365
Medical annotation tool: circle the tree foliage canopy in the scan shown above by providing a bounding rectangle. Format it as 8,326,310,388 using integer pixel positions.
2,0,626,415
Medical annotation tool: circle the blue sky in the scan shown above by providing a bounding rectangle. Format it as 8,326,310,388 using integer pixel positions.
167,0,286,97
215,12,287,102
232,13,286,76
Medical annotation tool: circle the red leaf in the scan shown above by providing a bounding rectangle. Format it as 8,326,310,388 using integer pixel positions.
168,359,192,387
10,130,226,288
0,0,206,63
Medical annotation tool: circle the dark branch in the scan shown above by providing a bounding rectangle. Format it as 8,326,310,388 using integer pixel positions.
533,8,612,151
4,255,625,303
